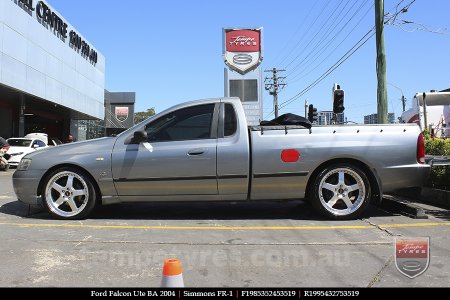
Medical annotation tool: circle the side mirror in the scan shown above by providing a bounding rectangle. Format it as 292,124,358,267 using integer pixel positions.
32,144,40,149
130,130,148,144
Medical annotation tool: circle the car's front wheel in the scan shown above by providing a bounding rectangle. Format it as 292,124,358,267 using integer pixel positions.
310,163,371,220
42,167,97,219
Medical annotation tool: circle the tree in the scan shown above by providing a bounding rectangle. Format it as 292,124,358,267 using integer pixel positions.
134,108,156,124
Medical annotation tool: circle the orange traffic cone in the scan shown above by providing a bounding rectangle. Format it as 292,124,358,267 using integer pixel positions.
161,258,184,287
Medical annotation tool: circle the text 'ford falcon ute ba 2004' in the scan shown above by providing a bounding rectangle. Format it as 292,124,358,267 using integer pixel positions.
13,98,430,220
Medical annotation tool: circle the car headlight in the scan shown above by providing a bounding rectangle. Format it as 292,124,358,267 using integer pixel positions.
17,158,32,171
10,152,24,156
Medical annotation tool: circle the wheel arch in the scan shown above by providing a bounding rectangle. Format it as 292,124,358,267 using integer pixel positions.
37,163,102,203
306,158,382,204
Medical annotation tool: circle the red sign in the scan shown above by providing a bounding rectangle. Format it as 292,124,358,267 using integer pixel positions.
226,30,260,52
223,28,263,75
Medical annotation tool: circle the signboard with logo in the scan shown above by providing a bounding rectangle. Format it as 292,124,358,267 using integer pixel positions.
395,237,430,278
115,107,129,122
223,28,263,75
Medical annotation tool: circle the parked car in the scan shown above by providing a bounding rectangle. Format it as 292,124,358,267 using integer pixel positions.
12,97,430,220
5,137,48,167
25,133,62,146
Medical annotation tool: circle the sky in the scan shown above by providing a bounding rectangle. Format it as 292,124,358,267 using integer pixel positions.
49,0,450,123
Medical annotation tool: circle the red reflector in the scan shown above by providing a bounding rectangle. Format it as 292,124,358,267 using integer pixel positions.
281,149,300,162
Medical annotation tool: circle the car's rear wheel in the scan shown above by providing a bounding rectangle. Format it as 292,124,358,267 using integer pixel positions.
42,167,97,219
310,163,371,220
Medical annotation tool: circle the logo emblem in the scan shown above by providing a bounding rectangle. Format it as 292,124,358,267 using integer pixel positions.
395,237,430,278
223,28,262,74
115,106,129,122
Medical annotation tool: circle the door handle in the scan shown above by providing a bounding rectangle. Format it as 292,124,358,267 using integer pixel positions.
187,148,206,156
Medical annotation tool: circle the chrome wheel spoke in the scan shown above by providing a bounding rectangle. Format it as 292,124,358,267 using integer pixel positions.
66,198,78,212
347,184,360,192
72,189,86,198
327,196,339,208
66,175,75,189
54,195,65,207
52,182,64,194
338,171,345,185
322,183,336,192
342,196,354,209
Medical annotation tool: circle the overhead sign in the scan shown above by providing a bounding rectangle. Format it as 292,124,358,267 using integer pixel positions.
14,0,98,65
223,28,263,75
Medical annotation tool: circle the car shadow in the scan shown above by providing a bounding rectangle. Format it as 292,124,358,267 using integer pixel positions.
0,200,47,218
423,209,450,221
0,199,394,221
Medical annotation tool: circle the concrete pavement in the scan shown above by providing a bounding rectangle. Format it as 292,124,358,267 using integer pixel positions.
0,169,449,287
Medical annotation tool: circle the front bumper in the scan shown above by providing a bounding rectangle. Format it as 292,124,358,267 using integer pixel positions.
7,155,23,166
13,169,46,205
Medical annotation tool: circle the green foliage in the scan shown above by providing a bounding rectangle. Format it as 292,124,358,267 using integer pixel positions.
424,137,450,156
424,136,450,190
134,108,156,124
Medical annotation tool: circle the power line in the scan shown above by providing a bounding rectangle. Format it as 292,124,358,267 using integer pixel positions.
276,0,332,68
283,0,346,69
264,26,373,120
271,0,322,67
285,0,357,77
287,0,373,83
263,0,418,119
390,19,450,37
278,28,375,111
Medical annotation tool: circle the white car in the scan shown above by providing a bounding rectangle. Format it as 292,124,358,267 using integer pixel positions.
24,133,62,146
5,138,48,167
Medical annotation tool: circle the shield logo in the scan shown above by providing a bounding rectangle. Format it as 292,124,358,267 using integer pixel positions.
394,237,430,278
115,106,129,122
223,28,263,75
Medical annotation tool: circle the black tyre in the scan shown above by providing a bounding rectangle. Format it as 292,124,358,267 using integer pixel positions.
310,163,371,220
42,167,97,219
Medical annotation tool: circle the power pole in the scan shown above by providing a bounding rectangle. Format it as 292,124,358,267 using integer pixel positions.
423,92,428,131
304,99,308,118
264,68,286,118
375,0,388,124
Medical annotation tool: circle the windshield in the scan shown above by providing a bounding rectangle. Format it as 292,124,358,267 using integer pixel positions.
7,139,32,147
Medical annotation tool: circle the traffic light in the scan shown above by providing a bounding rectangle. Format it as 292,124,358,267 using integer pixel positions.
308,104,318,123
333,89,345,113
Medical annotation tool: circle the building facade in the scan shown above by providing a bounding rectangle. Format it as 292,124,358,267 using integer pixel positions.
364,113,396,124
104,90,135,136
317,111,344,125
0,0,105,141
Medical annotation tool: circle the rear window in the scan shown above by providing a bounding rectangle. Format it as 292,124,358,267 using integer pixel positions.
224,104,237,136
7,139,32,147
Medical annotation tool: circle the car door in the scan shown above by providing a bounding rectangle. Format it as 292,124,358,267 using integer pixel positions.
111,103,219,197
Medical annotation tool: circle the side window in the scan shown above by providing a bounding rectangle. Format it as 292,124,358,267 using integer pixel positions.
145,104,215,142
32,140,43,148
224,104,237,137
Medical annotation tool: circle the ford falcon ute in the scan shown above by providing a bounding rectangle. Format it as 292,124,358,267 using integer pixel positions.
13,97,430,220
